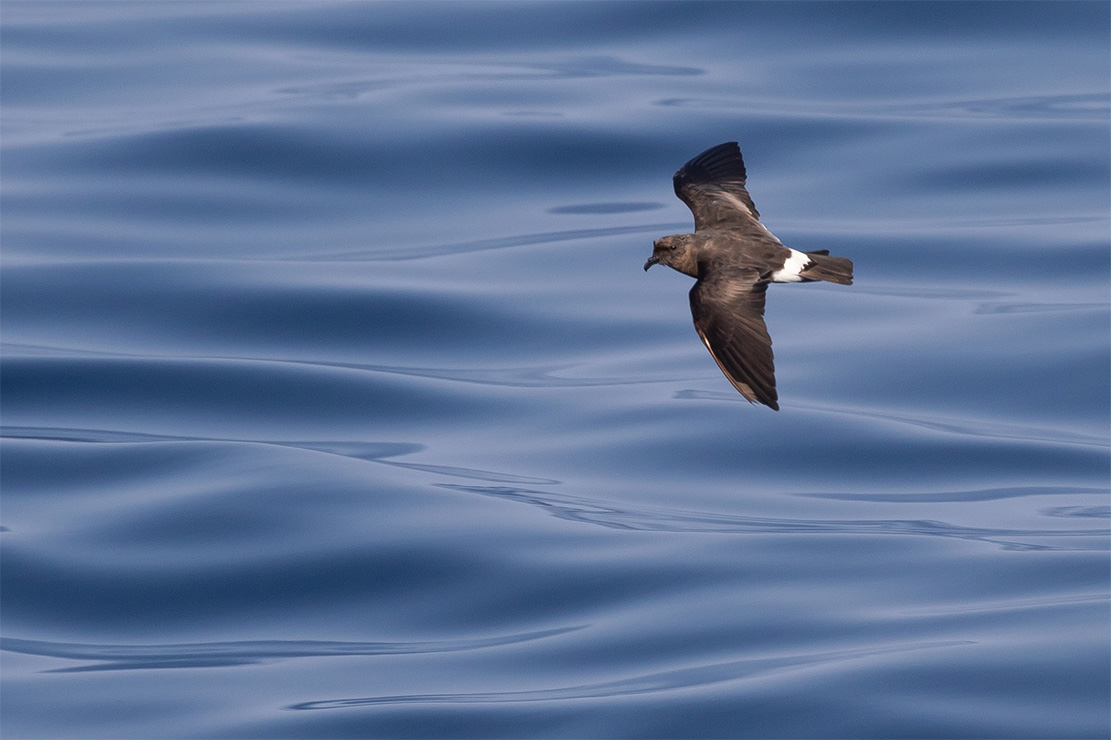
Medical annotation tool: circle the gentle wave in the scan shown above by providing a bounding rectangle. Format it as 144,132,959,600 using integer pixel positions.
798,486,1107,504
1,627,579,672
296,222,688,262
288,641,973,710
974,301,1111,315
436,484,1107,552
674,392,1110,449
0,345,659,389
656,92,1110,123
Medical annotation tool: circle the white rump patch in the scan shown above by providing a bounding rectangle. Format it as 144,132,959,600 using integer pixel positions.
770,248,811,282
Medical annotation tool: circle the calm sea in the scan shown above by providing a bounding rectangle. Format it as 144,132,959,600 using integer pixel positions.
2,2,1109,738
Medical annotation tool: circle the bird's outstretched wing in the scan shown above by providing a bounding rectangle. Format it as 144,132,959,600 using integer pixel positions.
673,141,762,231
689,268,778,410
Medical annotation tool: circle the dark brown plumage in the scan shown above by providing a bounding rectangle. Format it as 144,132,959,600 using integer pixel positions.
644,142,854,410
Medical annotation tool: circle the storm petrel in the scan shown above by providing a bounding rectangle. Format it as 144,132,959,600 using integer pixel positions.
644,142,853,410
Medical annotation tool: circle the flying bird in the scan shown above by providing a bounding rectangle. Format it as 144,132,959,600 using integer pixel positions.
644,142,853,410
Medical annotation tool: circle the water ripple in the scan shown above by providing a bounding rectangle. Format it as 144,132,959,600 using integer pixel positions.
893,93,1110,121
0,424,420,461
656,92,1109,122
275,56,703,102
675,392,1109,449
288,640,972,709
381,461,559,486
799,486,1107,503
437,485,1108,551
1,627,579,672
974,301,1110,315
0,345,655,389
1041,506,1111,519
272,358,652,389
5,426,1103,551
299,222,687,262
548,202,665,215
0,425,558,486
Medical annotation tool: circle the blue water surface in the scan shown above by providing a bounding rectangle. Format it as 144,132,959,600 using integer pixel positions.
2,2,1109,738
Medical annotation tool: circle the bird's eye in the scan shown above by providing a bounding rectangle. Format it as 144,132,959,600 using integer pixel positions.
668,243,678,250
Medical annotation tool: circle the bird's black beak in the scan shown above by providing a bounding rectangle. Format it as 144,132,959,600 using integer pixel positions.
643,256,660,271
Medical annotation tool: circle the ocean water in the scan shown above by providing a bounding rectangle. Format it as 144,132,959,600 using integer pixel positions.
1,2,1108,738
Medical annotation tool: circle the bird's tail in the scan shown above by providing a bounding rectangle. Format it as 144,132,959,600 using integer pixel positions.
801,251,853,285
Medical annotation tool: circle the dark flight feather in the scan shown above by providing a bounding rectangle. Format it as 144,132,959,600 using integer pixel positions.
689,269,778,410
673,141,762,230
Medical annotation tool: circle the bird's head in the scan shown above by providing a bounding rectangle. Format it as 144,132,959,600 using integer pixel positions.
644,233,698,276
